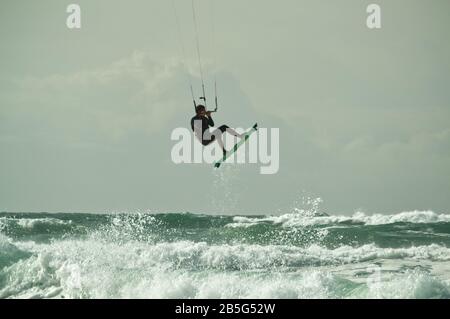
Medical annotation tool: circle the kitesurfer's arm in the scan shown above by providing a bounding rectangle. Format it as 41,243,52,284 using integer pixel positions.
206,112,215,127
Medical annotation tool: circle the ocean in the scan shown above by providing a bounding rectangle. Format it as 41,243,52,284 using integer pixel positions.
1,209,450,299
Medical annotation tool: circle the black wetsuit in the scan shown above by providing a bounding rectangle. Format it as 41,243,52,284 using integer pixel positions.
190,115,228,146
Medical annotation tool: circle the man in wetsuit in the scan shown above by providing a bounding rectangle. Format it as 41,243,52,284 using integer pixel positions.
190,105,243,155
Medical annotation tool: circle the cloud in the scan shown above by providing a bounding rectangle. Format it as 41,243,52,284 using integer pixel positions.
2,51,191,147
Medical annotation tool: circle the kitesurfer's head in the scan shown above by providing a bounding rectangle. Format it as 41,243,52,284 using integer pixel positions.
196,105,206,115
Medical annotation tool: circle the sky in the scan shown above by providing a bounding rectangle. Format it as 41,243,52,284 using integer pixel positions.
1,0,449,215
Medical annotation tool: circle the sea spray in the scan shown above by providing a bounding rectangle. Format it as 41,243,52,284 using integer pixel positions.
211,165,241,214
1,211,450,299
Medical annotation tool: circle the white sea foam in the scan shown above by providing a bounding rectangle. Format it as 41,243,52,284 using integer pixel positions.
1,238,450,299
0,234,32,269
1,209,450,299
0,217,72,229
226,210,450,228
17,218,72,228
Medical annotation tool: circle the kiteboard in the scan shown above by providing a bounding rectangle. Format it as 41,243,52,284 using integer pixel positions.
214,123,258,168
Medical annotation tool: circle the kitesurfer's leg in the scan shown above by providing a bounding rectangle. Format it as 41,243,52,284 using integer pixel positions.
208,129,227,155
227,127,244,138
202,132,215,146
217,125,244,139
203,130,226,155
216,137,227,156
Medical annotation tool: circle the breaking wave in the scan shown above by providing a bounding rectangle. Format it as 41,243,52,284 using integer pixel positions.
1,210,450,299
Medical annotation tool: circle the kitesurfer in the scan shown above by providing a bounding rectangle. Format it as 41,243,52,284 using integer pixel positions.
190,105,244,155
